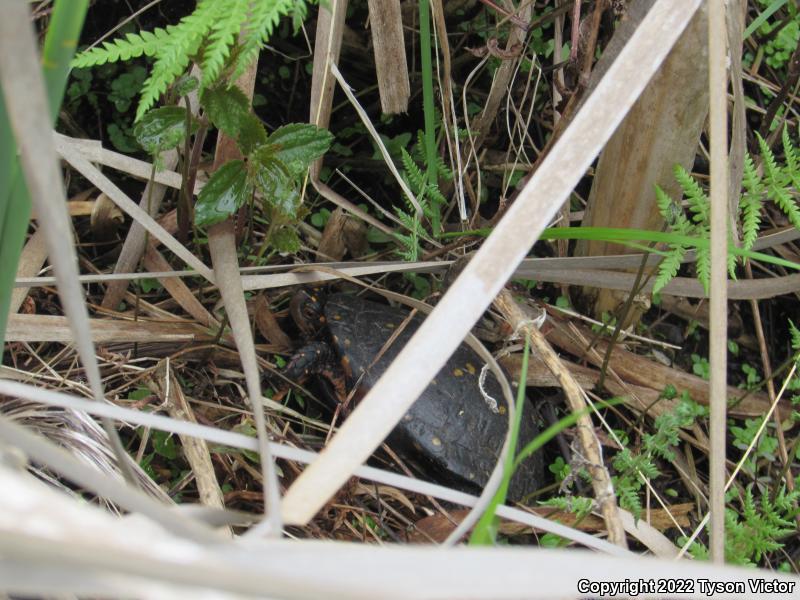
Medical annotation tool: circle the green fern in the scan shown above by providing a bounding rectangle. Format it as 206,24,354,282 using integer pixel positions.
394,201,428,262
231,1,301,82
201,1,250,87
611,396,704,521
684,485,800,565
72,28,171,66
740,154,764,251
655,126,800,295
758,132,800,229
393,145,453,261
653,180,694,294
72,0,308,120
401,147,446,211
412,130,453,182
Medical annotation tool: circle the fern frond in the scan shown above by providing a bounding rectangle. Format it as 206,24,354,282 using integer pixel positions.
757,132,800,228
401,148,427,197
615,476,643,520
695,242,711,296
72,28,170,67
674,165,709,224
393,207,421,261
653,245,686,295
136,1,218,119
783,125,799,175
782,125,800,190
789,320,800,353
434,153,454,181
201,0,249,86
232,0,300,82
727,235,739,278
740,154,763,251
769,180,800,229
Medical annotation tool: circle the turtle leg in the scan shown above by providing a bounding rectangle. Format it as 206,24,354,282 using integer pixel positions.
283,341,348,407
284,341,336,381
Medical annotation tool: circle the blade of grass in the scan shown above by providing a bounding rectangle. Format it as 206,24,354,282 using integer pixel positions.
0,0,138,486
469,335,531,545
0,0,88,357
742,0,787,40
418,0,440,234
444,225,800,272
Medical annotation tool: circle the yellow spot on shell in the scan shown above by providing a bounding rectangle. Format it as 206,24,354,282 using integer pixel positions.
453,368,464,377
332,313,342,320
431,436,442,447
498,406,507,415
343,338,351,348
465,363,476,375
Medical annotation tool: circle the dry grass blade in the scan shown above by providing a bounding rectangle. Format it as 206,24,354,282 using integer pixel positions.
56,142,215,282
0,397,168,502
5,314,211,343
707,0,729,562
0,379,626,554
3,464,799,599
205,50,282,537
329,62,421,215
493,290,627,548
0,0,134,485
53,133,190,191
280,0,704,526
0,416,220,543
102,148,180,310
366,0,409,114
143,243,220,328
9,228,47,314
148,360,230,536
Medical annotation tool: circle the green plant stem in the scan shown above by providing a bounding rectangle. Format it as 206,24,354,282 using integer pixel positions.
418,0,440,235
0,0,88,357
441,225,800,272
469,335,530,546
177,100,194,243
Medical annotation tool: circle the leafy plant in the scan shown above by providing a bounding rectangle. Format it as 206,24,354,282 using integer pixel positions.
683,485,800,565
393,148,443,261
754,0,799,69
0,0,89,359
654,126,800,294
72,0,310,120
195,87,332,249
730,416,779,473
73,2,331,255
611,396,706,520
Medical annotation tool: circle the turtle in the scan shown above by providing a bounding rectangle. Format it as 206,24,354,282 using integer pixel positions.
284,290,545,502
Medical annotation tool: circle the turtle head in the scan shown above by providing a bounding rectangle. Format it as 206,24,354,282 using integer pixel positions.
289,288,327,336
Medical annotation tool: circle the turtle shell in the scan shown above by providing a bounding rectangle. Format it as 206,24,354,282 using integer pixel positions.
324,293,544,501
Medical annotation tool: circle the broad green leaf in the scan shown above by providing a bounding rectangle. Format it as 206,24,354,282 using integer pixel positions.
195,160,251,228
133,106,195,155
174,74,199,97
249,147,300,218
237,113,269,155
270,227,301,253
201,84,253,138
265,123,333,177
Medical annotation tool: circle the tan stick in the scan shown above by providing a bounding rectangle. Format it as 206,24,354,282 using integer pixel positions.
151,360,232,537
492,290,628,548
707,0,729,563
366,0,409,114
